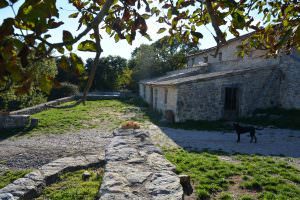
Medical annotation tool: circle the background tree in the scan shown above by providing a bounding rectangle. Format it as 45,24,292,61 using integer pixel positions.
129,36,199,91
86,56,127,91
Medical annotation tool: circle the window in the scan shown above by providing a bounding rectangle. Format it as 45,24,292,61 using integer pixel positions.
218,52,222,61
191,58,195,67
224,87,238,110
204,56,208,63
164,88,168,104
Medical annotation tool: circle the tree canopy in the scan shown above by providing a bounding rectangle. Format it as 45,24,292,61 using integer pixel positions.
0,0,299,99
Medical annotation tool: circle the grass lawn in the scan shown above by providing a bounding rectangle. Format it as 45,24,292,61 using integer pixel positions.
0,98,150,137
0,169,32,189
36,168,103,200
165,148,300,200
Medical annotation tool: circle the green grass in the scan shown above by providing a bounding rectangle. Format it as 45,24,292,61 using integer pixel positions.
0,169,32,189
0,98,151,137
164,148,300,200
36,168,103,200
239,108,300,130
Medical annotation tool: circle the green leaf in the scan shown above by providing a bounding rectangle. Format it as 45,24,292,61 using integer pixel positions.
191,31,203,39
114,34,120,42
142,14,151,19
167,8,172,19
58,56,69,71
69,12,79,18
56,47,65,54
63,30,73,42
125,34,132,45
0,0,9,8
70,53,84,75
66,45,72,51
77,40,97,52
157,28,166,34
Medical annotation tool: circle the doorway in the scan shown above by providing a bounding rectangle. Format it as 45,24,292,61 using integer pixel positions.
224,87,239,120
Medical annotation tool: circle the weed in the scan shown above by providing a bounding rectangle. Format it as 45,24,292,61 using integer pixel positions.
36,168,103,200
0,169,31,189
165,148,300,199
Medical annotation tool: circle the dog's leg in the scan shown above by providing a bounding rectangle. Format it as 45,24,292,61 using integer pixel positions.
237,133,240,143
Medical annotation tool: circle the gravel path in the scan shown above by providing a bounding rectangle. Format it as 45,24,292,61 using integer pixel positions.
160,127,300,157
0,129,112,170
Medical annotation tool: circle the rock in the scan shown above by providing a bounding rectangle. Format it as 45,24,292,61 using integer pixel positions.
98,129,183,199
0,115,30,129
179,174,193,196
0,193,14,200
29,118,38,128
82,171,91,181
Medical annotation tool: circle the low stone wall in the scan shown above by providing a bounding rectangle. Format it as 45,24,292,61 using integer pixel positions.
10,93,123,116
0,115,30,129
0,154,105,200
98,129,183,200
10,96,76,115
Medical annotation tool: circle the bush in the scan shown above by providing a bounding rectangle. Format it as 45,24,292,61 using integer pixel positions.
49,82,79,100
0,89,47,112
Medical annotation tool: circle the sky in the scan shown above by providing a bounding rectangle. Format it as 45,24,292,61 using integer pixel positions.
0,0,252,61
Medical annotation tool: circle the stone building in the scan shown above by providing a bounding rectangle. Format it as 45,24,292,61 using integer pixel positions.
139,34,300,122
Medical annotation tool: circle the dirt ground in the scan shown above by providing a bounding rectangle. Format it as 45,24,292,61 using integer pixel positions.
0,129,112,171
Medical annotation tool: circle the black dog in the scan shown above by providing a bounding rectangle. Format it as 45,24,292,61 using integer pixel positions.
233,123,257,143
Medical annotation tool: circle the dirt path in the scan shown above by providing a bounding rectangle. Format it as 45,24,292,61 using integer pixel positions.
0,129,112,170
159,127,300,157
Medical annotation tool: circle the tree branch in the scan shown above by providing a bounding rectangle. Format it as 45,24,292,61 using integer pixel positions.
205,0,226,45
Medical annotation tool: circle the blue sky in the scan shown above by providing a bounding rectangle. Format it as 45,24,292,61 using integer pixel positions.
0,1,251,61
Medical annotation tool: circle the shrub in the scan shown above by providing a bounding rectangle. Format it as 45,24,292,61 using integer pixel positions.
219,192,233,200
49,82,79,100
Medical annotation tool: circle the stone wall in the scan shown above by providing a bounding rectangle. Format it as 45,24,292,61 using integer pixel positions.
176,67,280,121
279,51,300,109
0,115,30,129
151,86,178,114
98,129,183,199
10,96,76,115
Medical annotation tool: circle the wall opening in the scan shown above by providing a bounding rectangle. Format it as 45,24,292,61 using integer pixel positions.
224,87,239,119
164,88,168,104
204,56,208,63
224,87,238,110
143,85,146,98
218,52,222,61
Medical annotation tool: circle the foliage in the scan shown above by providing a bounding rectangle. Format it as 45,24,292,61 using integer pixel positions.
0,58,57,111
0,169,31,189
85,56,127,91
129,36,199,91
115,67,134,90
49,82,79,100
165,148,300,200
0,88,47,111
36,168,103,200
55,56,87,88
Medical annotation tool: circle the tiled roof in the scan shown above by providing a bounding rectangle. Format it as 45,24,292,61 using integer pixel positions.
149,65,276,86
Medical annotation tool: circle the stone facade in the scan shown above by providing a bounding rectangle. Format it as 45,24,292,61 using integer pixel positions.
139,34,300,122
